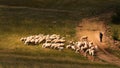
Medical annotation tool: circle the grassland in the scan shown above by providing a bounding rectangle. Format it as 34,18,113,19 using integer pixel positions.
106,23,120,59
109,24,120,40
0,0,120,68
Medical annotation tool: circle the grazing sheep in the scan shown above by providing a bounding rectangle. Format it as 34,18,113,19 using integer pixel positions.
66,45,72,49
80,36,88,41
52,38,65,43
71,46,76,50
30,39,35,43
50,43,57,49
20,37,27,42
42,42,51,48
24,39,31,45
35,39,39,44
51,36,65,43
53,43,64,49
57,47,64,51
49,34,58,40
58,39,65,43
88,41,93,47
76,42,85,49
66,40,75,49
85,45,98,57
80,41,89,52
85,48,95,56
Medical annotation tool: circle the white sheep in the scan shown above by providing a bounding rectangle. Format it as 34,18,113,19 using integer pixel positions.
24,39,31,45
76,42,85,48
49,34,57,40
57,46,64,51
80,41,89,52
71,46,76,50
50,43,57,49
66,45,72,49
85,48,95,56
80,36,88,41
53,43,64,49
52,38,65,43
35,39,39,44
42,42,51,48
20,37,27,42
88,41,93,47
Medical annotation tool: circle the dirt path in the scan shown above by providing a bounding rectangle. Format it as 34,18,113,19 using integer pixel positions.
76,18,120,67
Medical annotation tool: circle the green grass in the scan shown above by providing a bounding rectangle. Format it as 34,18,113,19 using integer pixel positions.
0,0,120,10
104,22,120,61
0,0,120,18
0,52,119,68
0,0,120,68
109,24,120,40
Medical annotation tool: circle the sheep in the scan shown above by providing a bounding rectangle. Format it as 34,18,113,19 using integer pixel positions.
85,45,98,57
34,35,39,39
66,44,76,51
58,38,65,43
20,34,66,47
71,45,76,50
45,35,50,40
66,41,84,53
20,37,27,42
49,34,58,40
53,43,65,49
69,40,75,44
24,39,31,45
57,46,64,51
34,39,39,44
66,40,75,49
76,41,85,48
38,38,45,43
72,42,85,53
91,45,98,52
88,41,93,47
52,38,65,43
42,42,52,48
50,43,57,49
85,48,95,56
80,36,88,41
30,39,35,43
80,41,89,52
66,45,72,49
94,45,98,50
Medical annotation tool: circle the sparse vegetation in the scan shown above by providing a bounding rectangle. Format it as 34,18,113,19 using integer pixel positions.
112,28,119,40
106,48,120,59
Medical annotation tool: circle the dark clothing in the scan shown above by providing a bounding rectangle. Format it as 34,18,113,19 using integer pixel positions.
99,32,103,42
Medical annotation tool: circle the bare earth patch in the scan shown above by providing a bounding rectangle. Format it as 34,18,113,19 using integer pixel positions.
76,18,120,67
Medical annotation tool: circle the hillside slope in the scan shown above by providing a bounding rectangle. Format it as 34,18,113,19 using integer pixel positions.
76,17,120,67
0,0,120,18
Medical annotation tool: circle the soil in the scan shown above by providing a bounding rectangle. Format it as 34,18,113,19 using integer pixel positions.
76,18,120,67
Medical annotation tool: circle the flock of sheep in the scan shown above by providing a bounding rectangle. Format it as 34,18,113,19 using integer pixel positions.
20,34,98,57
66,36,98,57
20,34,65,51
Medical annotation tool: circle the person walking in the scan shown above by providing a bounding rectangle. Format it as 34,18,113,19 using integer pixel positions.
99,32,103,42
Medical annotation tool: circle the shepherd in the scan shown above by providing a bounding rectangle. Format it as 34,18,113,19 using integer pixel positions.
99,32,103,42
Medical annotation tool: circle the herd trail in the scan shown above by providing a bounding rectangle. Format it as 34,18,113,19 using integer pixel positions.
76,18,120,67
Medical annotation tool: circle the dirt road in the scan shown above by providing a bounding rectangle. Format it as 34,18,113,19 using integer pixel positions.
76,18,120,67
